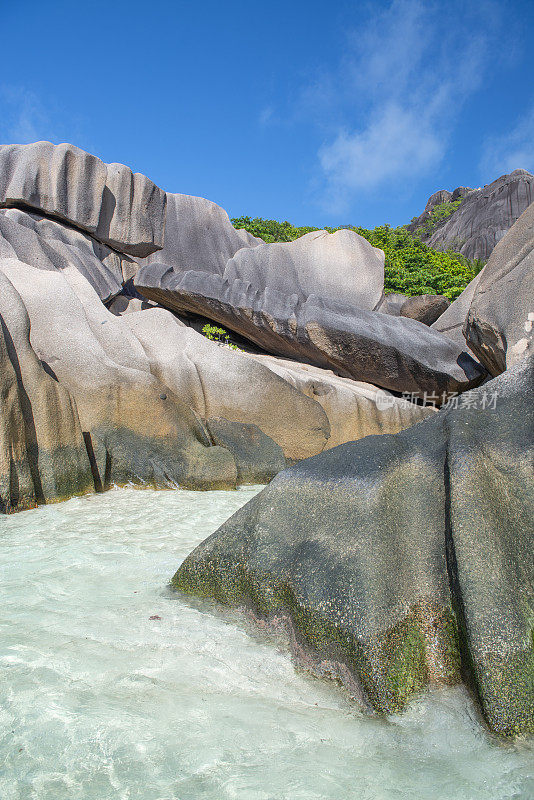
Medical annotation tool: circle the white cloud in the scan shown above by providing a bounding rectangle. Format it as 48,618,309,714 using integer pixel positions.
0,86,47,144
307,0,505,212
319,104,444,212
258,105,275,127
480,105,534,177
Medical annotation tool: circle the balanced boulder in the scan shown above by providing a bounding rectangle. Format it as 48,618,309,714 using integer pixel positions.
136,262,485,397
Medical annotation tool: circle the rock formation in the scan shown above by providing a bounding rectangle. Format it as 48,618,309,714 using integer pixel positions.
139,192,262,272
0,268,93,511
0,141,166,256
0,139,531,739
174,354,534,737
248,352,436,449
0,257,237,491
120,307,331,462
431,272,484,350
135,252,484,398
464,202,534,374
409,169,534,261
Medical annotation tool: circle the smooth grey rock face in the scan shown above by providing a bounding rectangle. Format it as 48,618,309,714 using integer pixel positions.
121,307,330,462
223,229,385,310
0,141,166,257
139,192,262,273
0,257,237,492
0,267,93,509
399,294,450,326
464,201,534,374
174,355,534,738
0,208,131,301
411,170,534,261
107,295,160,315
431,271,484,350
376,293,409,316
204,418,286,484
135,264,486,397
248,352,436,450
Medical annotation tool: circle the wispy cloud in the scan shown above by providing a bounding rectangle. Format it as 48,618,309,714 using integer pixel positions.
0,85,49,144
0,84,88,148
302,0,506,212
480,104,534,177
258,105,275,127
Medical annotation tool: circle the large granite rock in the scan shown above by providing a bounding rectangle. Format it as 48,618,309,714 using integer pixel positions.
0,141,166,257
410,170,534,261
140,192,262,273
121,307,330,462
0,258,237,491
0,268,93,510
398,294,450,326
135,262,485,397
139,206,385,308
248,352,435,449
222,229,385,309
0,208,130,302
0,301,41,513
174,356,534,737
204,418,285,484
464,201,534,375
431,271,484,350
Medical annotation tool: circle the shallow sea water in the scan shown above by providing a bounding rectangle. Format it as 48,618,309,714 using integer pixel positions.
0,486,532,800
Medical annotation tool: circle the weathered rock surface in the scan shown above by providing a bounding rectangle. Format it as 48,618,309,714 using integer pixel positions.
399,294,450,326
205,419,285,484
0,267,93,510
431,271,484,350
0,303,41,513
107,295,160,315
140,192,262,273
0,258,237,491
464,201,534,375
248,352,435,449
174,355,534,737
121,307,330,462
375,292,409,316
222,229,385,310
0,141,166,257
0,208,130,302
409,170,534,261
135,263,485,397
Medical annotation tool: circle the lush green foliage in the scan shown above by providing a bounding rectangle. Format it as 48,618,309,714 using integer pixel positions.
417,199,463,236
201,323,240,350
231,216,483,301
231,216,318,243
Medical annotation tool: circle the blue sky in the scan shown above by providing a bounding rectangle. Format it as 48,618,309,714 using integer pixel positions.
1,0,533,228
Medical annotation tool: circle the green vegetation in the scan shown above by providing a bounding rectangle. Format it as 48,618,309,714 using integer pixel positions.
232,216,318,243
231,215,484,301
201,323,240,350
418,198,463,236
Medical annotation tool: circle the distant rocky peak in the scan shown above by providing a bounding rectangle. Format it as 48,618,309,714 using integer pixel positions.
409,168,534,261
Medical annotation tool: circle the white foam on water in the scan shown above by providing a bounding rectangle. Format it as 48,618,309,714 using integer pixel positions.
0,486,532,800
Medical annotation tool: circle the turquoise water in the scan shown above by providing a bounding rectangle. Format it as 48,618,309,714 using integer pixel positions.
0,487,532,800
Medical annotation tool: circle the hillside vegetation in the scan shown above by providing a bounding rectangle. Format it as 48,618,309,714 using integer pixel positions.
231,216,484,301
